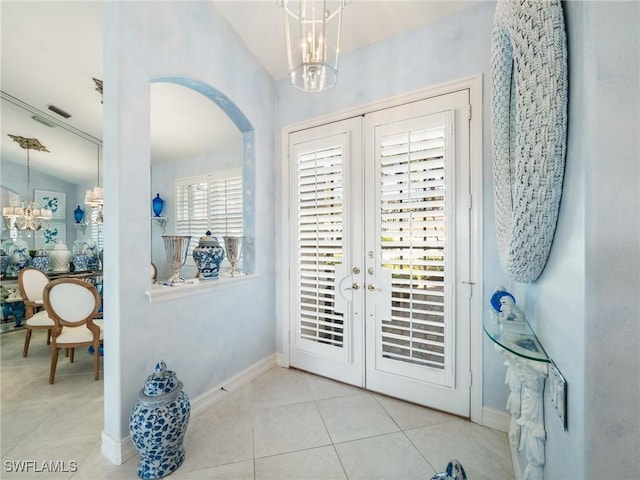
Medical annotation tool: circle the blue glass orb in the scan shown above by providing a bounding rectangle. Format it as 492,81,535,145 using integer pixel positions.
152,193,164,217
74,205,85,223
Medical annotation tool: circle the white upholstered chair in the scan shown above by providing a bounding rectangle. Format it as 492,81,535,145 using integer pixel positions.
43,278,103,384
18,267,54,357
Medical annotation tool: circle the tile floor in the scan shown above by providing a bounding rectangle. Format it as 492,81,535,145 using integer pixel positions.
1,329,514,479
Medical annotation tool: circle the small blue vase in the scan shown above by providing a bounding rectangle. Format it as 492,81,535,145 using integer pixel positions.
0,249,9,276
152,194,164,217
74,205,85,223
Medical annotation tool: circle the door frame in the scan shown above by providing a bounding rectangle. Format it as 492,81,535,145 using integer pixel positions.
278,75,484,424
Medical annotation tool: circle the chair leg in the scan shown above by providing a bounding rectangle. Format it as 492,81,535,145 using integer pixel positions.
49,347,59,384
69,348,75,363
23,328,32,357
46,329,51,345
93,343,100,381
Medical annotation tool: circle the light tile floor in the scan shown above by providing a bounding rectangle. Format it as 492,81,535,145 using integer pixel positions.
1,329,514,479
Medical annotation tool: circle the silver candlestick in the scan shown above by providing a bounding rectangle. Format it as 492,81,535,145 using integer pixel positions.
162,235,192,284
223,236,245,277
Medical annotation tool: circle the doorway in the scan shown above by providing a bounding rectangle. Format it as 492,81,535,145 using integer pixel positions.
285,86,478,417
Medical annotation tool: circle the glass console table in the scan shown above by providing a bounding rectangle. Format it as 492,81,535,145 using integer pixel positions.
483,308,549,480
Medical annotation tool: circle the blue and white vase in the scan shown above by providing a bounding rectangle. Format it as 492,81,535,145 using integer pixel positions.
83,240,99,270
9,239,30,272
192,231,225,279
129,361,190,480
73,251,89,272
0,248,9,276
31,248,50,273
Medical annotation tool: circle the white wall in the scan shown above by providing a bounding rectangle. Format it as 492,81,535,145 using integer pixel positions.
101,1,275,460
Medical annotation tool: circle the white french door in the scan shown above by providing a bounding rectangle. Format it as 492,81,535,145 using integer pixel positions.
288,89,472,416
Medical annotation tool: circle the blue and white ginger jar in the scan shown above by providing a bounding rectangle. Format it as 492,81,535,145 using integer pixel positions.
129,361,190,479
83,240,99,270
31,248,50,273
72,251,89,272
9,239,30,272
0,248,9,276
192,231,225,279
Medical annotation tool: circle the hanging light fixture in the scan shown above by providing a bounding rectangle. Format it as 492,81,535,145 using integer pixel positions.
2,135,52,234
279,0,348,92
84,143,104,224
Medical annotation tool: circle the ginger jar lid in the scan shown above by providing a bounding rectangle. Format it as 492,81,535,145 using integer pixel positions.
53,242,68,250
197,231,220,247
138,361,183,402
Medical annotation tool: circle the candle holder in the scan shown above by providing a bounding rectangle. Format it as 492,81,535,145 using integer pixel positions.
223,236,246,277
162,235,192,285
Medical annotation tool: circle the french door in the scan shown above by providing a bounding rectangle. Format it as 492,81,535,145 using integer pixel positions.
288,89,472,416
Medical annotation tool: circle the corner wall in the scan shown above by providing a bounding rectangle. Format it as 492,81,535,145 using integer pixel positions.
102,1,275,461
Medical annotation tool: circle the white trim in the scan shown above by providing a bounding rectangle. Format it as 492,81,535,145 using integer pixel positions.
100,353,277,465
280,74,484,422
468,75,484,425
101,431,136,466
145,273,260,303
482,406,509,433
175,168,242,186
276,351,289,368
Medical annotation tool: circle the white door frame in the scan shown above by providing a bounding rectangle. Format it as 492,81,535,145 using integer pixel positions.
278,75,484,424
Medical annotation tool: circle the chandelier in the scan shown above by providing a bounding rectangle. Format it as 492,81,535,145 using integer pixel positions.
279,0,348,92
84,143,103,224
2,135,52,234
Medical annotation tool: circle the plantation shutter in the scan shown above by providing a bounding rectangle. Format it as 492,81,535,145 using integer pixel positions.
378,120,450,376
175,172,243,259
295,141,346,353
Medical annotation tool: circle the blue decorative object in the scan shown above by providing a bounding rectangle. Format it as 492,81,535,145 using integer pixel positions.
83,240,99,270
72,251,89,272
490,287,516,312
192,231,225,279
129,361,190,480
31,248,50,273
9,240,30,272
152,193,164,217
74,205,85,223
0,248,9,276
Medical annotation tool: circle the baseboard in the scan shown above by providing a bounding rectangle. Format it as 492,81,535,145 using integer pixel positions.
101,431,136,466
190,353,277,416
101,353,276,464
482,406,509,433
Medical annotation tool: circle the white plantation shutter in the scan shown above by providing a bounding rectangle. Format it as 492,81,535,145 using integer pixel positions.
379,124,448,371
296,144,345,349
175,171,243,260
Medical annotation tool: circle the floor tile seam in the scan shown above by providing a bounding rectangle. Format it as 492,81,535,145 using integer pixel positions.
399,424,439,475
331,429,409,449
252,441,336,462
64,437,102,479
370,392,413,435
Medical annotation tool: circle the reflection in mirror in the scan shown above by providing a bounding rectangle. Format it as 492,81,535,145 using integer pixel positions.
0,92,103,262
149,82,244,282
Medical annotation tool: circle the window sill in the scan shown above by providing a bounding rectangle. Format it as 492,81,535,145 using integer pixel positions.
145,273,259,304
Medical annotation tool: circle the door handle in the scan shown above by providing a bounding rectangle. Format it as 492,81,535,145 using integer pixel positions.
345,282,360,291
367,284,382,292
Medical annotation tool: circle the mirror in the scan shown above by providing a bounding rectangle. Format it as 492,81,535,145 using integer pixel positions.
0,92,103,254
149,81,244,281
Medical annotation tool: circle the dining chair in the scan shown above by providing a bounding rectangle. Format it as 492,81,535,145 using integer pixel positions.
18,267,54,357
43,278,103,384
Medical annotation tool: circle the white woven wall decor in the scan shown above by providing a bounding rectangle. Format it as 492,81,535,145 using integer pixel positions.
491,0,568,283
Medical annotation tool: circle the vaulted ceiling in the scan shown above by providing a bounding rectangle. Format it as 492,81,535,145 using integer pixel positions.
1,1,476,185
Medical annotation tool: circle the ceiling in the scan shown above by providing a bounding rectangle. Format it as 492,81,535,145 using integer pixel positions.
1,0,477,186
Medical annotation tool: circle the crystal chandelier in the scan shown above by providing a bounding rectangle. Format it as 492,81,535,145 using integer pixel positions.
2,135,52,234
84,143,103,224
279,0,348,92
